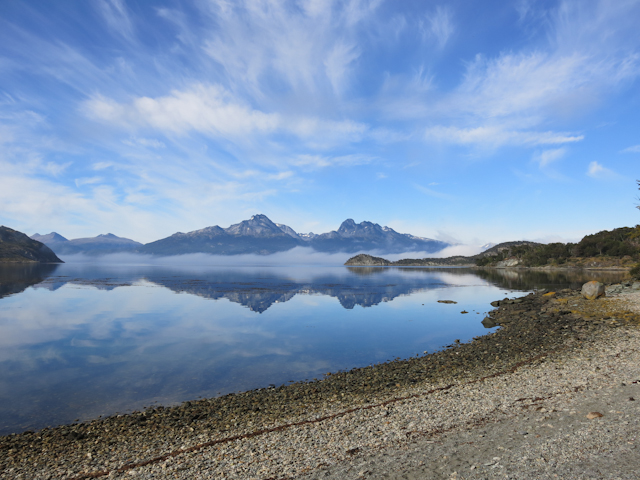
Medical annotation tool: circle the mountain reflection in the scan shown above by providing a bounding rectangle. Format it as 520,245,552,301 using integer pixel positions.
0,264,60,299
2,264,629,312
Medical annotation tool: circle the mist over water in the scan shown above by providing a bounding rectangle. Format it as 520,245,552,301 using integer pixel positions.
0,263,628,435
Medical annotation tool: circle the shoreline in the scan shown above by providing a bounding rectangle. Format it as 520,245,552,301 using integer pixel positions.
2,287,640,479
347,264,632,271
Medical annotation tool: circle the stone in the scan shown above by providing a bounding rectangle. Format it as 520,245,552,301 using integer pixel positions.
586,411,603,419
581,281,605,300
482,317,497,328
438,300,457,304
495,258,520,267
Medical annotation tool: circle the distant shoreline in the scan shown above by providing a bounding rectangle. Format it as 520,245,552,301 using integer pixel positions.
346,263,632,272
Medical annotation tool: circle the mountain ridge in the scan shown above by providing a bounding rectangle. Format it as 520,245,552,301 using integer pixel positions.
34,214,449,257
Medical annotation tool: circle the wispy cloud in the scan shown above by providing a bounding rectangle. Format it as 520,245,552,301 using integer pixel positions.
424,126,583,148
586,161,617,179
292,153,376,169
421,6,454,48
84,85,280,137
96,0,135,41
621,145,640,154
414,183,455,201
419,1,640,150
534,148,566,167
200,0,380,99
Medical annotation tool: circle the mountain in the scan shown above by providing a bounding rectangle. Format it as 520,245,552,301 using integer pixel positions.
31,215,451,257
31,232,69,244
140,214,304,255
0,226,63,263
31,232,142,255
308,219,448,254
141,215,450,256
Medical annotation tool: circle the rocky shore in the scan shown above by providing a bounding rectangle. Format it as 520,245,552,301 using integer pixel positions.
2,284,640,479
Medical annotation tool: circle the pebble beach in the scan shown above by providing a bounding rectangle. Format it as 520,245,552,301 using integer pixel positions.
2,283,640,480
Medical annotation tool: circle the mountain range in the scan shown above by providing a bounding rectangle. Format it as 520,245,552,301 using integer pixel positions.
31,214,449,257
31,232,142,255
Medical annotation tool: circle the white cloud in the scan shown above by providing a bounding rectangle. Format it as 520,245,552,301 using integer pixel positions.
419,1,640,149
422,6,454,48
414,183,455,201
75,177,103,188
42,161,72,177
84,85,280,137
621,145,640,153
324,41,361,94
96,0,135,41
200,0,380,98
292,153,376,169
424,125,583,147
534,148,566,167
587,161,616,179
84,84,373,148
123,137,166,149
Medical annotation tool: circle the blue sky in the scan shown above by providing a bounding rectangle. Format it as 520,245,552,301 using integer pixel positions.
1,0,639,246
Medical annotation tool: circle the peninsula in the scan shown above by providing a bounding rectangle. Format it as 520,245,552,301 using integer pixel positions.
346,226,640,271
0,226,63,263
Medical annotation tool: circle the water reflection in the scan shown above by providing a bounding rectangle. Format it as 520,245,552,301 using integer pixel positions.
0,264,628,435
0,263,60,299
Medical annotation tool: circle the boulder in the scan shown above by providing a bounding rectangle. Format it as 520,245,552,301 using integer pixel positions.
482,317,498,328
495,257,520,267
581,281,605,300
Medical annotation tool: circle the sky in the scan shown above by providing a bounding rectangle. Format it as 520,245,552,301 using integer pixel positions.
1,0,639,247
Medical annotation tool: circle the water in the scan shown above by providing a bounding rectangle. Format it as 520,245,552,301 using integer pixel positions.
0,262,628,435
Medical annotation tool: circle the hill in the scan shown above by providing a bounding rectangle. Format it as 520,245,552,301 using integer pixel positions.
0,226,63,263
345,227,640,269
475,228,639,267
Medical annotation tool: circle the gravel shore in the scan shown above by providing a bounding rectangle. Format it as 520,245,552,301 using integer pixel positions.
2,285,640,480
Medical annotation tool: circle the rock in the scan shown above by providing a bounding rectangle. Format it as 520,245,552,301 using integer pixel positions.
481,317,497,328
632,282,640,291
581,281,605,300
586,411,603,419
437,300,457,304
461,310,469,314
490,300,501,307
495,257,520,267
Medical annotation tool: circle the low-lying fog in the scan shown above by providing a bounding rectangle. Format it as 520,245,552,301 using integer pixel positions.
58,245,486,266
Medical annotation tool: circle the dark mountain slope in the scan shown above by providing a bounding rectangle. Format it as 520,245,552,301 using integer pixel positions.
0,226,63,263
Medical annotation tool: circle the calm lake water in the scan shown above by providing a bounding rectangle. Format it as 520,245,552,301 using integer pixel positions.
0,262,628,435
